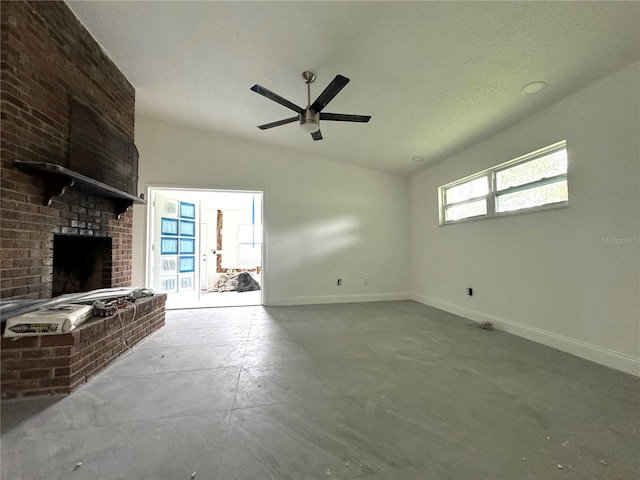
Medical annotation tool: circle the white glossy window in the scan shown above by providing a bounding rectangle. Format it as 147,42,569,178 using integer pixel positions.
439,141,568,224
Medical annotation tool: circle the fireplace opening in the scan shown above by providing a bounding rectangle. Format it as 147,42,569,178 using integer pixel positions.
52,235,113,296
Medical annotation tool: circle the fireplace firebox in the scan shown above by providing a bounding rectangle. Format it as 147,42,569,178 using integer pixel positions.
52,235,113,296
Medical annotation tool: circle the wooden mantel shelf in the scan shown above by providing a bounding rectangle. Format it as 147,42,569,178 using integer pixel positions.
14,160,146,218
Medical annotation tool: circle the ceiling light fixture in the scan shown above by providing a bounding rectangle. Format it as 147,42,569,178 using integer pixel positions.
299,108,320,133
300,120,320,134
412,156,425,162
521,81,547,95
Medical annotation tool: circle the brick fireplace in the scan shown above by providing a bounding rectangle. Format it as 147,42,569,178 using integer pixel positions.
1,1,138,300
1,1,165,398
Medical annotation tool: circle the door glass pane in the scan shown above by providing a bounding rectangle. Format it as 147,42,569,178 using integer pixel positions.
161,257,177,274
160,238,178,254
180,202,196,219
180,274,194,290
162,199,178,216
179,256,195,273
160,277,177,292
179,220,195,237
179,238,195,254
161,218,178,235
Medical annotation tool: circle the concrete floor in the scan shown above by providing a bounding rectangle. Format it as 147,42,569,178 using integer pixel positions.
165,289,261,310
1,301,639,480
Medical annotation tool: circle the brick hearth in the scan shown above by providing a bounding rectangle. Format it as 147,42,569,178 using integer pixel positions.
1,295,166,399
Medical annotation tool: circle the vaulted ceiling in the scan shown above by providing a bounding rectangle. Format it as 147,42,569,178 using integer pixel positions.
68,1,639,176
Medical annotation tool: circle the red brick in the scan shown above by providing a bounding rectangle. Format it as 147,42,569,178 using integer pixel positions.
20,348,54,359
54,346,71,356
21,389,56,397
37,377,71,388
3,379,38,391
0,350,20,360
20,368,52,380
3,358,62,371
1,336,40,349
1,371,20,382
53,367,70,377
69,377,85,391
39,335,75,347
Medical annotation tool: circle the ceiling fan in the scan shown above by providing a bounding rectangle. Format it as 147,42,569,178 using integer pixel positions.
250,71,371,141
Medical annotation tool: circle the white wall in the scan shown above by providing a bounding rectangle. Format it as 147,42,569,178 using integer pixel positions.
132,115,410,305
409,62,640,375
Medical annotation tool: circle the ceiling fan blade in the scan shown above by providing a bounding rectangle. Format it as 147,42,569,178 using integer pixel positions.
251,85,303,114
320,113,371,123
310,75,350,112
257,116,299,130
311,130,323,141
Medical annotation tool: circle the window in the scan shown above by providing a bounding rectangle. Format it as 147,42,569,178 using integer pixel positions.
439,141,568,224
238,224,262,264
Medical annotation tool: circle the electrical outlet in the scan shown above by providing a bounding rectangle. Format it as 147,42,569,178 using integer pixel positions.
337,278,342,286
467,287,473,296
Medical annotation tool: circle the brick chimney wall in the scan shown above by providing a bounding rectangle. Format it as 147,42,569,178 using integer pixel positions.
1,1,137,300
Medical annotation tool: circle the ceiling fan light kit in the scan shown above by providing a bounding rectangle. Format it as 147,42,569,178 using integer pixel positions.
250,71,371,141
300,109,320,133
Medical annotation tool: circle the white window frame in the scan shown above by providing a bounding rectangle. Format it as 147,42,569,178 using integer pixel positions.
439,141,568,225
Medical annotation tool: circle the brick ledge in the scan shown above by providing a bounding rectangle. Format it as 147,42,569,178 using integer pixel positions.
1,294,166,399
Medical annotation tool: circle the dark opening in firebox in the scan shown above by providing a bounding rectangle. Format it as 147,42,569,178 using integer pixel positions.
52,235,112,296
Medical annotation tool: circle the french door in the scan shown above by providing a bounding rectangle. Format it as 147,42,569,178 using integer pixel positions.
150,190,200,299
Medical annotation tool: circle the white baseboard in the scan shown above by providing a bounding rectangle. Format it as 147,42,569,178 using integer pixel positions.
265,292,409,307
411,294,640,377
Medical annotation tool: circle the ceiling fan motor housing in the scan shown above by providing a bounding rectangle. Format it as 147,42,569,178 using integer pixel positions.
300,109,320,132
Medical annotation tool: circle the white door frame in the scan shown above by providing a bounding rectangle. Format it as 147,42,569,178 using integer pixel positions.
145,185,265,306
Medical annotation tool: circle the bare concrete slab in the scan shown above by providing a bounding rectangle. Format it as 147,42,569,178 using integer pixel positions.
2,301,638,479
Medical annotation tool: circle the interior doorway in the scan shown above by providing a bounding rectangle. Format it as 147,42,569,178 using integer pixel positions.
147,188,263,309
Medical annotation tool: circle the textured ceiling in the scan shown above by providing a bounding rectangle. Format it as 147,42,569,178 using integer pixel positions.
67,1,639,176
